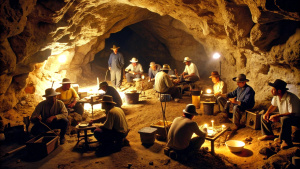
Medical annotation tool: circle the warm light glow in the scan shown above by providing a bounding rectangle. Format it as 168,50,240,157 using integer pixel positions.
213,52,221,59
97,77,100,87
211,120,214,129
118,91,125,106
142,75,145,80
222,125,225,130
206,89,212,94
84,102,102,113
204,124,208,128
58,54,67,63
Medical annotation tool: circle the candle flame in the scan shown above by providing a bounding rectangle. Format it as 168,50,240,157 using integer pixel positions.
207,89,212,94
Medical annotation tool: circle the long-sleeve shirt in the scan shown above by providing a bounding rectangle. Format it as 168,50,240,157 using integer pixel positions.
183,62,200,78
108,52,124,70
154,71,174,93
125,63,143,73
227,84,255,111
105,86,122,108
167,116,206,150
30,100,68,122
148,64,161,79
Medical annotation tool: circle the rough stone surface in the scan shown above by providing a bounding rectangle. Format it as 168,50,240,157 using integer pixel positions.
0,0,299,112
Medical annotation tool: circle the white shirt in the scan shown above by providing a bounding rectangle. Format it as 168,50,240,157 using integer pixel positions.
125,63,143,73
183,63,200,78
154,71,174,93
271,91,300,116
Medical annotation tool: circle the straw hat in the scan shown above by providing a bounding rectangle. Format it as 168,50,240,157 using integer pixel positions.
232,74,249,82
268,79,289,91
100,95,116,104
111,45,120,50
183,57,192,63
60,78,74,84
149,62,156,67
130,57,138,63
160,64,171,71
42,88,60,97
183,104,198,116
209,71,220,78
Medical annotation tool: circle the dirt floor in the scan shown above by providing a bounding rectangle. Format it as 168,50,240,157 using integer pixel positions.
1,81,299,169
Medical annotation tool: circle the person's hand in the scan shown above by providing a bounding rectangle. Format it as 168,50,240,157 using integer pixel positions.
229,97,237,104
46,116,56,123
263,113,270,122
68,103,75,108
89,120,94,126
108,67,111,70
269,115,280,122
35,115,42,122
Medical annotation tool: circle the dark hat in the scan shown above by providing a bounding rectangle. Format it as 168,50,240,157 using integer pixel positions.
233,74,249,82
100,95,116,104
42,88,60,97
111,45,120,50
209,71,220,78
268,79,289,91
60,78,74,84
160,64,171,71
99,81,108,90
183,104,199,116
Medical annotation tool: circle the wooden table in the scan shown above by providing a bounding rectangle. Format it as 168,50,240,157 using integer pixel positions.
205,127,229,154
78,99,101,118
75,125,97,150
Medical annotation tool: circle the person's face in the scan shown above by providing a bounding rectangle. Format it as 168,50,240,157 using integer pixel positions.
46,96,56,104
211,76,219,84
237,81,246,88
185,61,191,66
113,49,118,54
271,87,278,96
62,83,70,90
151,65,156,71
132,62,137,66
100,85,107,92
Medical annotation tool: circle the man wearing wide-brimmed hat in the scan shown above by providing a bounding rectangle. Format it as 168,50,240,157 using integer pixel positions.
108,45,124,88
30,88,68,144
89,95,129,151
219,74,255,130
209,71,227,111
125,57,143,82
258,79,300,149
180,57,200,82
165,104,207,160
148,62,161,82
154,64,182,100
56,78,84,115
99,81,122,108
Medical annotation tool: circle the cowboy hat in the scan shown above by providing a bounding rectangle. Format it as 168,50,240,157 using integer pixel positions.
99,81,108,90
183,104,199,116
233,74,249,82
130,57,138,63
268,79,289,90
60,78,74,84
42,88,60,97
149,62,156,67
209,71,220,78
111,45,120,50
183,57,192,63
100,95,116,104
160,64,171,71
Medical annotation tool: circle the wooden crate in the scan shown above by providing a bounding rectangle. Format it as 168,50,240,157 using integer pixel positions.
26,133,59,157
150,120,172,141
246,110,261,130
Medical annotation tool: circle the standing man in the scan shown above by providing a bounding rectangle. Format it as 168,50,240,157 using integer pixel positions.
89,95,129,151
56,78,84,115
165,104,207,160
210,71,227,111
108,45,124,89
125,57,143,82
219,74,255,130
30,88,68,144
99,81,122,108
154,64,182,100
258,79,300,149
148,62,161,82
181,57,200,82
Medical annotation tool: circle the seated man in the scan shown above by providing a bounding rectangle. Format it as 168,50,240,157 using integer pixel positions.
219,74,255,130
148,62,161,82
181,57,200,82
99,81,122,108
30,88,68,144
154,64,182,99
258,79,300,149
125,57,143,82
89,95,129,151
210,71,227,111
165,104,207,160
56,78,84,115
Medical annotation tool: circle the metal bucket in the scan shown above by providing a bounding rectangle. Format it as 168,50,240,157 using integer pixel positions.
125,92,140,104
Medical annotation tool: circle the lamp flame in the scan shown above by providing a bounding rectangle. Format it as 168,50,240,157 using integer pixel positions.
207,89,212,94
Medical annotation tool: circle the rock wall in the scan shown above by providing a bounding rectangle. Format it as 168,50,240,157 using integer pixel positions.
0,0,299,112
